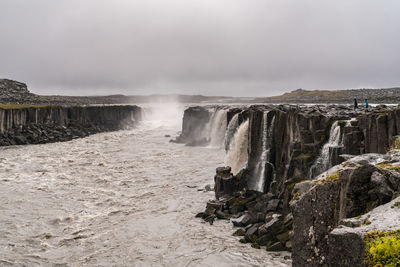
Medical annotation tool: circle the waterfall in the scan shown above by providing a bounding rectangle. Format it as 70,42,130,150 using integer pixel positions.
208,108,228,147
224,113,239,151
249,111,275,192
225,120,249,174
309,121,344,178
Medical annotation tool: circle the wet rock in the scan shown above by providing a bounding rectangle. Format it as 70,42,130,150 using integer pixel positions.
291,152,400,266
231,214,255,227
267,242,285,251
214,167,247,199
173,106,211,144
266,199,280,212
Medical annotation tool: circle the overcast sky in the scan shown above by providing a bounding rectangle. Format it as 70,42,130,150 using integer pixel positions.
0,0,399,96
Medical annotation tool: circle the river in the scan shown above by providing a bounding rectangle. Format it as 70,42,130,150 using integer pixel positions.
0,104,291,267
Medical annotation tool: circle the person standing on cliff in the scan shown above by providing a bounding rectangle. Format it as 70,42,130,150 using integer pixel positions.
354,99,358,110
365,99,369,109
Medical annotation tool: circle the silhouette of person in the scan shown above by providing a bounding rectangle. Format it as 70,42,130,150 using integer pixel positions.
365,99,369,109
354,99,358,110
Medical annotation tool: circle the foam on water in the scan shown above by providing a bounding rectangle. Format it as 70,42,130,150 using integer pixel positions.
0,104,290,266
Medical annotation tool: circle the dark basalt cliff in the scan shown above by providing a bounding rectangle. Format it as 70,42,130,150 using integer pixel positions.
0,105,141,146
179,104,400,265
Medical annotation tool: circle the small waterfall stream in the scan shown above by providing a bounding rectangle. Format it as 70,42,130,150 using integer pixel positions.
224,113,239,151
248,111,275,192
309,121,344,178
225,119,249,174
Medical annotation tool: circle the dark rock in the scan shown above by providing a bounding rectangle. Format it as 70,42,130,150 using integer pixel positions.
291,152,400,266
231,214,255,227
266,242,285,251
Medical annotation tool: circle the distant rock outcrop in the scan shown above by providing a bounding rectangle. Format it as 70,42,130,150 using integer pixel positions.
0,79,33,103
0,105,142,146
258,87,400,104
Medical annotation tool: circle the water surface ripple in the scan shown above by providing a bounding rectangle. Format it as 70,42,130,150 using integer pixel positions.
0,113,291,266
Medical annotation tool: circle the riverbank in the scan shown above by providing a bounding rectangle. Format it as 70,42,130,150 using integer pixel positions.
177,104,400,265
0,105,141,146
0,114,291,266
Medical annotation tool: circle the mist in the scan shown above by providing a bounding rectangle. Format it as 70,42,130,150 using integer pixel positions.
0,0,400,96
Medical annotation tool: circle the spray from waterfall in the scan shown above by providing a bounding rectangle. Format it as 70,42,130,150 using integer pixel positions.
208,109,228,147
309,121,344,178
225,119,249,174
224,113,239,151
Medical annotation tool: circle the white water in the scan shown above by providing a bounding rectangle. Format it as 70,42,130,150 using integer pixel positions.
224,113,239,152
208,109,228,148
252,112,275,192
0,105,290,267
310,121,343,178
225,120,249,175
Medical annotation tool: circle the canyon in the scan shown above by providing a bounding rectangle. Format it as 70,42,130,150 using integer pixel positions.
177,104,400,266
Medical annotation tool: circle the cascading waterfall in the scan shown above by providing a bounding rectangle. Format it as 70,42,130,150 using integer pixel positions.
224,113,239,152
249,111,275,192
225,120,249,174
208,109,228,147
309,121,344,178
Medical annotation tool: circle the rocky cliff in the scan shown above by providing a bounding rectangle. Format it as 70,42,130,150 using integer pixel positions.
0,105,141,146
180,104,400,264
291,152,400,266
258,87,400,104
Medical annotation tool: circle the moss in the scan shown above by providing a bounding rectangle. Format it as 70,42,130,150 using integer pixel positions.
394,202,400,207
296,152,313,161
364,229,400,266
0,104,56,109
364,220,372,225
251,242,261,249
291,192,300,201
317,171,340,185
239,238,248,244
356,215,362,219
390,137,400,150
378,163,400,172
233,229,245,236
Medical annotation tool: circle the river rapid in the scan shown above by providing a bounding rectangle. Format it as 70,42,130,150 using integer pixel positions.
0,104,291,267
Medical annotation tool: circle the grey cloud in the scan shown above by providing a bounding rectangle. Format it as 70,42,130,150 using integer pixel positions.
0,0,399,96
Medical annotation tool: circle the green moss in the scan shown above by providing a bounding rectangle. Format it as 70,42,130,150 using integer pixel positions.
291,192,300,201
239,238,248,244
390,137,400,150
0,104,54,109
317,171,340,185
378,163,400,172
364,220,372,225
364,229,400,266
296,152,313,161
233,229,245,236
394,202,400,207
251,242,261,249
356,215,362,219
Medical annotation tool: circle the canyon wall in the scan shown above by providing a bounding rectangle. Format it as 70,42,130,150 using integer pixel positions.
182,104,400,264
0,105,141,146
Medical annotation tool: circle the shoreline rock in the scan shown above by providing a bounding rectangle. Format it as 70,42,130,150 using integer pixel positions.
0,105,142,146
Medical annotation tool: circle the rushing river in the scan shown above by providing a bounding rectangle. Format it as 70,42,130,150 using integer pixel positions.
0,104,290,267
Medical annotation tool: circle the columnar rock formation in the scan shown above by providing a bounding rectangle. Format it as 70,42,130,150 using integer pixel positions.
182,104,400,264
0,105,141,146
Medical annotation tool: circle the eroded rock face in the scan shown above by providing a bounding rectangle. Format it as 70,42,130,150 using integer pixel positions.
186,104,400,255
291,152,400,266
0,105,142,146
172,106,211,145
